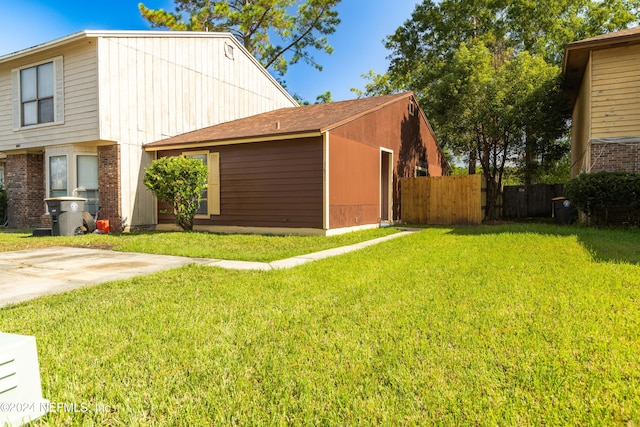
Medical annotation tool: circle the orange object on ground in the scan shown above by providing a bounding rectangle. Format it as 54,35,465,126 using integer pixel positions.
96,220,110,233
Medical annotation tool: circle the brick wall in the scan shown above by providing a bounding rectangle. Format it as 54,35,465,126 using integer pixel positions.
98,144,122,232
6,153,45,228
590,142,640,173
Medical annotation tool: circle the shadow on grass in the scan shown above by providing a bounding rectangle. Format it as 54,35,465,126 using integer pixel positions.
443,223,640,265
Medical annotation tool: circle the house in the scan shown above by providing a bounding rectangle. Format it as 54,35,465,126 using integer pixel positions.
145,92,449,235
564,26,640,177
0,31,297,231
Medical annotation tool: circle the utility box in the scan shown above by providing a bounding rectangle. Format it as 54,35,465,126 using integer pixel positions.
45,197,86,236
0,333,49,426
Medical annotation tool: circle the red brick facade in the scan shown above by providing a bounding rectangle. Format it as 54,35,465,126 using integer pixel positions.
98,144,122,232
591,142,640,173
6,153,45,228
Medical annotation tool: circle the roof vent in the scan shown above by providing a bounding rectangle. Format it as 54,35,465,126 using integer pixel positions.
224,42,234,60
0,333,49,426
276,121,281,130
409,101,415,116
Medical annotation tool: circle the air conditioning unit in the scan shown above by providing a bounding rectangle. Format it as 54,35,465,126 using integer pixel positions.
0,333,49,426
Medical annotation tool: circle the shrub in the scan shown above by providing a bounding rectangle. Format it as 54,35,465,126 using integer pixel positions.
565,171,640,225
143,156,208,231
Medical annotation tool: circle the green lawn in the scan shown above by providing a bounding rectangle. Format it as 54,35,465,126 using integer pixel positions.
0,227,398,262
1,225,639,425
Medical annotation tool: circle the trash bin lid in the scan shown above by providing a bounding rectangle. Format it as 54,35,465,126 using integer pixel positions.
551,196,566,201
44,197,88,202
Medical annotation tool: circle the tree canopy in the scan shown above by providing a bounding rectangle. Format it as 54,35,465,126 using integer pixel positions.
139,0,341,76
360,0,640,217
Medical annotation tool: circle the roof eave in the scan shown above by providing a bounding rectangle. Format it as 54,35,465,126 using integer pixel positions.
144,131,323,151
0,30,247,64
563,34,640,111
0,31,89,64
320,92,414,132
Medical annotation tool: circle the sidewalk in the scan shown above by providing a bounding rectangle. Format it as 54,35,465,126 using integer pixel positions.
0,231,415,307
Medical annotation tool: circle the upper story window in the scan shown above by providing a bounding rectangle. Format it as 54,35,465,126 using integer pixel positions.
21,62,54,126
12,56,64,130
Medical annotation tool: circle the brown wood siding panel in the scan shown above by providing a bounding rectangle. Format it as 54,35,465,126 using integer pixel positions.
157,137,323,229
329,136,380,228
329,97,446,227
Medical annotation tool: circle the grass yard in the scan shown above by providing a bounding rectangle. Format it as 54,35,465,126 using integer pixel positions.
1,225,639,425
0,227,398,262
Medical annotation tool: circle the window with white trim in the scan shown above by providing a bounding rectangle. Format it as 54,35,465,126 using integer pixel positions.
21,62,54,126
49,155,67,197
0,164,5,187
183,151,220,217
77,155,99,215
184,152,209,216
12,57,64,129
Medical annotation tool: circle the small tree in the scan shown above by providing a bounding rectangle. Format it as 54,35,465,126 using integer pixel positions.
144,156,208,231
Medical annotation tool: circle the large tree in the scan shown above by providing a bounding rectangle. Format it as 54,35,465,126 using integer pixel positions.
363,0,639,217
139,0,341,76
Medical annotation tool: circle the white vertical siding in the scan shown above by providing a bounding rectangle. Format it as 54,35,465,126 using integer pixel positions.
97,34,295,145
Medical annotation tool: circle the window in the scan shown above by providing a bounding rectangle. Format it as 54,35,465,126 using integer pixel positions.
21,62,54,126
77,155,99,215
409,101,416,116
0,164,4,187
185,153,209,216
12,57,63,129
49,155,67,197
415,162,429,177
183,151,220,217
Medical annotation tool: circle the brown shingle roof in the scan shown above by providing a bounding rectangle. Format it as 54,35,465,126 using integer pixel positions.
566,25,640,48
145,92,413,149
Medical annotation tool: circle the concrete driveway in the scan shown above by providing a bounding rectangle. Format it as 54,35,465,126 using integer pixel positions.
0,247,210,307
0,231,416,308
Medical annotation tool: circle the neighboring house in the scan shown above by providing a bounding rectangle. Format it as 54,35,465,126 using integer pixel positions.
0,30,297,231
564,26,640,177
145,92,449,235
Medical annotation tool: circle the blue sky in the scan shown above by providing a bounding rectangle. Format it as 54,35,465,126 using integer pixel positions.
0,0,420,102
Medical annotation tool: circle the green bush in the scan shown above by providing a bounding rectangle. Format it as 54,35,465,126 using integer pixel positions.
565,171,640,225
0,184,6,225
143,156,208,231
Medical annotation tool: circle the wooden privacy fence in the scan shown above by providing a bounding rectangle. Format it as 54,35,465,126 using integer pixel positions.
400,175,484,225
502,184,564,218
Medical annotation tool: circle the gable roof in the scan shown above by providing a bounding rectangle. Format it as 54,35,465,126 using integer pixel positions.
0,30,296,105
0,30,239,64
564,26,640,109
145,92,418,150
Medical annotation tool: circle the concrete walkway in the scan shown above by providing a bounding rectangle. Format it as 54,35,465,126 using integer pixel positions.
0,231,414,307
207,230,413,270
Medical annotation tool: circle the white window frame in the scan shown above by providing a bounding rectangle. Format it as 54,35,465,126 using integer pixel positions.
76,154,99,215
12,56,64,131
45,147,98,212
48,154,68,198
182,151,221,217
184,151,210,218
